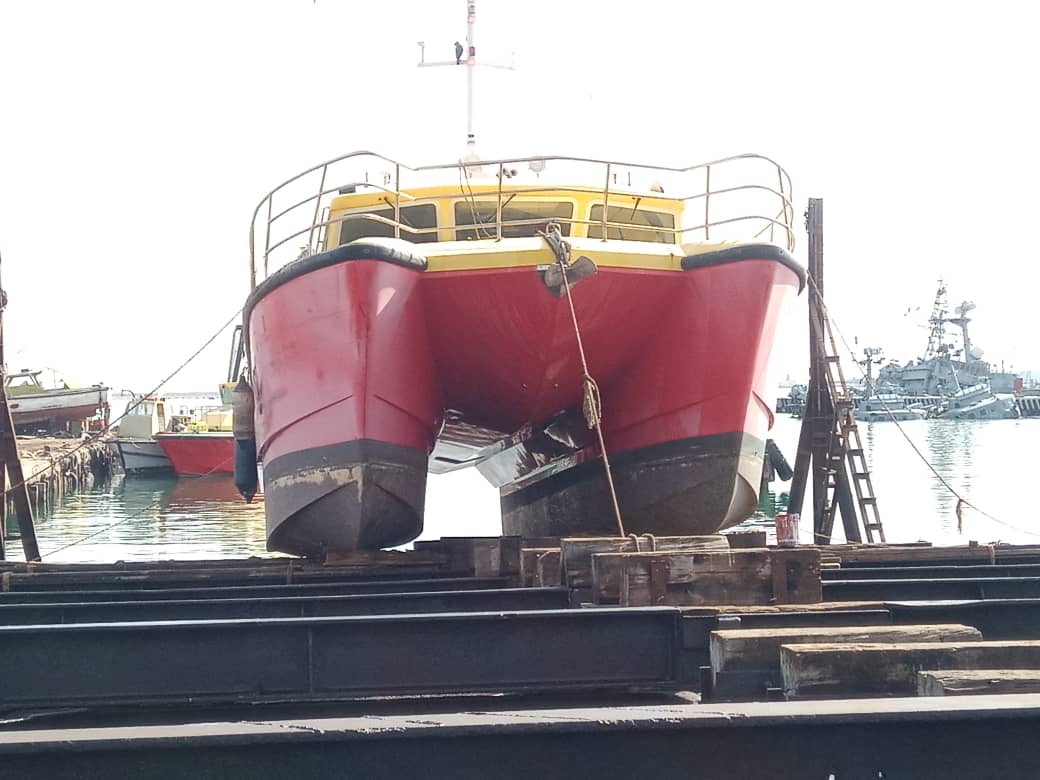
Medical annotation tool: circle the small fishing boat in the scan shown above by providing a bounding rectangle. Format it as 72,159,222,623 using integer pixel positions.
111,394,175,473
5,370,108,433
155,386,236,476
235,3,804,557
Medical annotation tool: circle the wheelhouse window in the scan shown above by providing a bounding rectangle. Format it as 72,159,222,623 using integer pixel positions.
129,401,154,416
587,205,677,243
453,201,574,240
338,203,439,245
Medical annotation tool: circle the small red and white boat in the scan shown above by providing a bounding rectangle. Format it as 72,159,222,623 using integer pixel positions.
155,385,236,477
155,431,234,477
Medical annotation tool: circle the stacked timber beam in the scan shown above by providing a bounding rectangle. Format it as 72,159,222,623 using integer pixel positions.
780,640,1040,699
706,623,982,701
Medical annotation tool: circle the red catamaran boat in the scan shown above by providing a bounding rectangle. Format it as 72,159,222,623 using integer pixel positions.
236,5,803,558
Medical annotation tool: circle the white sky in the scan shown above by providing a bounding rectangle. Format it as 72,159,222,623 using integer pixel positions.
1,0,1037,393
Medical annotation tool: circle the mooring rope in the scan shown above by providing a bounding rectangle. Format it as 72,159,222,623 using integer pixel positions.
538,223,626,538
806,272,1040,540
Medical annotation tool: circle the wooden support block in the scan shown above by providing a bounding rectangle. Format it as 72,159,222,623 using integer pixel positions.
917,669,1040,696
493,536,522,578
781,640,1040,699
520,548,556,587
316,549,449,571
520,548,561,587
612,548,822,607
771,548,823,604
725,531,767,549
711,624,982,674
562,535,728,597
535,549,562,587
413,537,522,578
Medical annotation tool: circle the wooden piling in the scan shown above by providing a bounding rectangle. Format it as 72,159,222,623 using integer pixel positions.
4,439,118,533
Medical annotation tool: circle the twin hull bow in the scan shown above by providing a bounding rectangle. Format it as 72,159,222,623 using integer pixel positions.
246,239,802,557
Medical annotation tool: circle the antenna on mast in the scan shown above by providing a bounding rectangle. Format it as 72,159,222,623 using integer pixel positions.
417,1,515,161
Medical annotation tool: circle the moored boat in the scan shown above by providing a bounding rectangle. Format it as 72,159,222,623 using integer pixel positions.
939,380,1019,420
155,431,235,476
111,394,175,474
155,385,237,476
854,394,928,422
239,5,804,557
5,370,108,433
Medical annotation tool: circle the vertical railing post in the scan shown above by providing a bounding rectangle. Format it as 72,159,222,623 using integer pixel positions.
263,196,273,279
249,226,257,291
393,163,401,239
600,163,611,241
496,162,504,241
778,166,792,249
307,164,328,254
704,165,711,241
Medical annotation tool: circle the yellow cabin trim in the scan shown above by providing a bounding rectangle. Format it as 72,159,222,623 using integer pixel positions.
421,239,683,273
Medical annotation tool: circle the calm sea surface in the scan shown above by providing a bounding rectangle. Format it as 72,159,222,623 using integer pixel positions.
5,412,1038,562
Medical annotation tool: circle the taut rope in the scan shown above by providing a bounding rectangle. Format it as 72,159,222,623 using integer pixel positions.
538,223,626,538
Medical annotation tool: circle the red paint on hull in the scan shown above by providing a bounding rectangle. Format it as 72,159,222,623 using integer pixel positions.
248,250,799,553
422,260,792,456
251,260,440,463
250,259,440,553
155,434,235,476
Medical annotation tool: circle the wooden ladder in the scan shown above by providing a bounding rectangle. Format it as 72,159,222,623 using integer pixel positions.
814,306,886,543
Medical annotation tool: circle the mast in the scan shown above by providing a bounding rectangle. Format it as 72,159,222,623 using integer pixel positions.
922,280,949,361
948,300,977,370
417,1,514,160
858,347,883,397
465,1,475,154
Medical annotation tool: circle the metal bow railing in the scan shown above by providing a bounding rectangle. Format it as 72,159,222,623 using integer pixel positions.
249,151,795,288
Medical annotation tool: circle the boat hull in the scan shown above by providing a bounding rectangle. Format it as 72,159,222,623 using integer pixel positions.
246,240,801,555
155,433,235,476
248,243,439,557
499,432,764,538
8,387,108,428
112,438,173,473
263,440,427,555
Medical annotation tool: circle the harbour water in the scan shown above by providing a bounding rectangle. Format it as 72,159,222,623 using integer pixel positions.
4,415,1038,562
